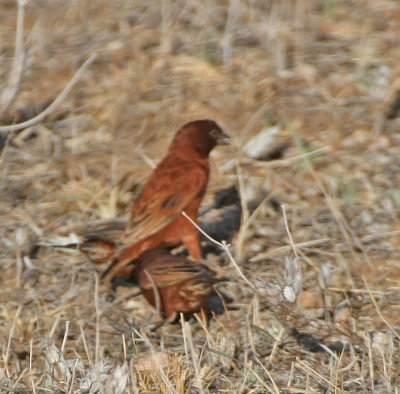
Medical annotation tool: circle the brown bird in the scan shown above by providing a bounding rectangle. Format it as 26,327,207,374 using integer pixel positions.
74,219,126,264
130,248,229,322
101,119,229,282
47,219,126,265
49,184,240,277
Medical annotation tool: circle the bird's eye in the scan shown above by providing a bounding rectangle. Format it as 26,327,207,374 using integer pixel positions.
210,128,220,139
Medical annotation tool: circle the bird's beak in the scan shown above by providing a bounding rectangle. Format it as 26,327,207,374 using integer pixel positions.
217,131,230,145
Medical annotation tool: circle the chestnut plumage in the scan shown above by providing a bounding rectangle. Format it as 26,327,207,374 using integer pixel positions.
102,119,228,283
130,248,228,320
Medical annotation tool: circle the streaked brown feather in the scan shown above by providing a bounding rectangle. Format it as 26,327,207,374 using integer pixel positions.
121,163,208,245
133,248,228,320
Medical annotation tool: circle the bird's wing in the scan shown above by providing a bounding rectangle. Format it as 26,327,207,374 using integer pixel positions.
138,261,209,289
121,160,208,245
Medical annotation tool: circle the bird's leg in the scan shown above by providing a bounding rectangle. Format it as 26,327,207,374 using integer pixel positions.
182,229,202,259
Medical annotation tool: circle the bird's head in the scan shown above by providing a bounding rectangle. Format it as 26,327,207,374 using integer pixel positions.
170,119,229,157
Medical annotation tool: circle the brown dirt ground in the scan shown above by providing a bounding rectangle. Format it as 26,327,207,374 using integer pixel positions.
1,0,400,392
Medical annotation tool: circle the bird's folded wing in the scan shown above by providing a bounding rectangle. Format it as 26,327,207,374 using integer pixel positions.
138,262,209,289
121,164,207,245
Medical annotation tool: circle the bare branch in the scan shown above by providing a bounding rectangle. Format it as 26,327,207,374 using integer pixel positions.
181,211,258,294
0,0,28,116
221,0,239,67
0,53,97,134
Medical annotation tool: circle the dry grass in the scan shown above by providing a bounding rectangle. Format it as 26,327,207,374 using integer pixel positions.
1,0,400,392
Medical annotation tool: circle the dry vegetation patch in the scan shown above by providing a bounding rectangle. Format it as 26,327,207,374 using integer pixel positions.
1,0,400,392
